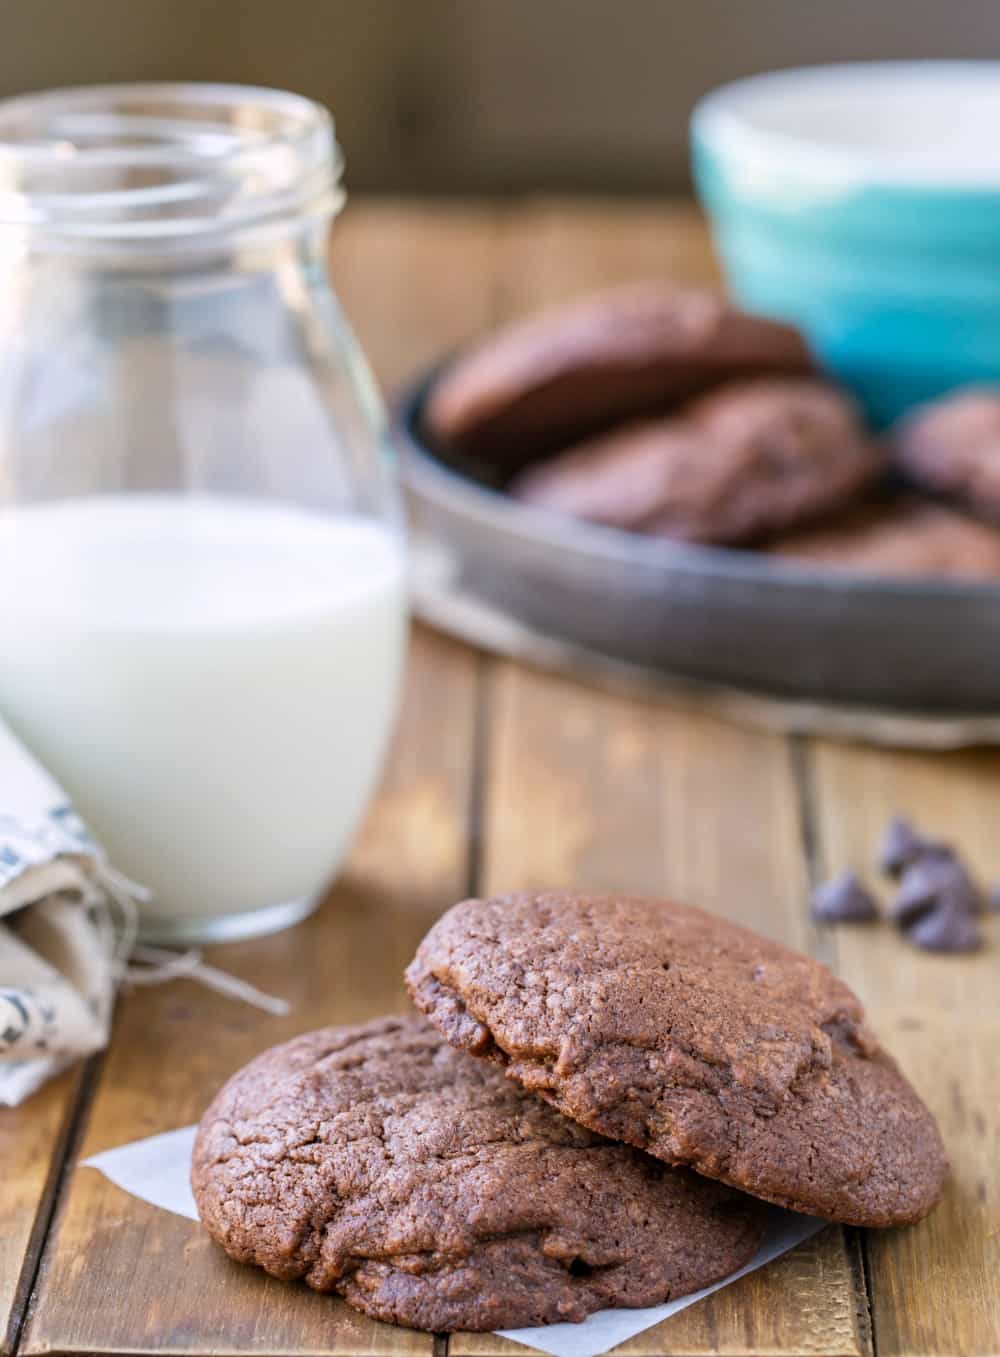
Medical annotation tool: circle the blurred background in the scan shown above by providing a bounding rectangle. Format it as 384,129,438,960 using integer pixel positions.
4,0,1000,196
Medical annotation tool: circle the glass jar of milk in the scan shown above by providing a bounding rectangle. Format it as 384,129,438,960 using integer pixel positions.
0,85,407,942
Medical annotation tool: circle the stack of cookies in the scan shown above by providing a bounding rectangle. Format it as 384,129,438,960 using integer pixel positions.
192,892,946,1332
423,284,1000,581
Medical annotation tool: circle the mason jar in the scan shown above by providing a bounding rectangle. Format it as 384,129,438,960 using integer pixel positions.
0,84,408,943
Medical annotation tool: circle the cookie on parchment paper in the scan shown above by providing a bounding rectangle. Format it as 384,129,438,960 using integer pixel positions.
192,1015,767,1332
408,892,947,1228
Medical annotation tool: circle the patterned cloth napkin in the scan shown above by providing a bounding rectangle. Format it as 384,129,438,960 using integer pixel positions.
0,716,127,1106
0,715,291,1107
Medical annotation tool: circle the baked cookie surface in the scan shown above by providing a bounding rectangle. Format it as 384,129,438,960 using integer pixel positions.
192,1015,767,1332
512,379,881,544
407,893,947,1227
893,387,1000,520
425,285,812,467
765,495,1000,579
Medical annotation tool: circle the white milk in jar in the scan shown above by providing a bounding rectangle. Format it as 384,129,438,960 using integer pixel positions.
0,495,407,939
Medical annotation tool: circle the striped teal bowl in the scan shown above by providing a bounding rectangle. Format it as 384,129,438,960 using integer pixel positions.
692,63,1000,426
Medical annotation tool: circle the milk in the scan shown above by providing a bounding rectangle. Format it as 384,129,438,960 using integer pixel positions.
0,495,407,939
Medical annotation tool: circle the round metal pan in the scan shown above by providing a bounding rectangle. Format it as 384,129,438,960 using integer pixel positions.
397,373,1000,712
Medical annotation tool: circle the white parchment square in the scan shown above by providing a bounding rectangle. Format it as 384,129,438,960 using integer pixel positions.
83,1125,827,1357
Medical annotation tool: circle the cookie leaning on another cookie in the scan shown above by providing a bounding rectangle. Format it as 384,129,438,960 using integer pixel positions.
511,418,715,533
425,284,813,469
512,378,882,544
407,892,947,1227
192,1015,768,1333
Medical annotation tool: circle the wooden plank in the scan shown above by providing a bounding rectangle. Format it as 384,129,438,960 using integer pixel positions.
480,663,810,941
808,741,1000,1012
0,1071,81,1355
452,663,866,1357
495,197,719,319
21,628,478,1357
809,740,1000,1357
330,198,500,395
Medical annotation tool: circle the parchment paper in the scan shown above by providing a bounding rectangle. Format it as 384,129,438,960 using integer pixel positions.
84,1125,827,1357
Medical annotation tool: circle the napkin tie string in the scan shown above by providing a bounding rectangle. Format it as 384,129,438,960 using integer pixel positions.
97,862,291,1017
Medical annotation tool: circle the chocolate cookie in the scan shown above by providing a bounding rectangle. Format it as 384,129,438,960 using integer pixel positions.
192,1015,767,1332
511,419,715,532
893,387,1000,520
765,495,1000,579
513,378,881,544
425,285,812,467
408,893,947,1227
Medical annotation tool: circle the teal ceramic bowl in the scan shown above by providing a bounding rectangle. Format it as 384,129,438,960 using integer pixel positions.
692,63,1000,426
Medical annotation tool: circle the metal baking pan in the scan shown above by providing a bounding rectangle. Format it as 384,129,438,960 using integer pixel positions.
397,372,1000,712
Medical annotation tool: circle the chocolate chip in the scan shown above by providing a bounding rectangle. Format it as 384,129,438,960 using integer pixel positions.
907,897,982,953
811,871,879,924
877,815,941,878
891,849,981,927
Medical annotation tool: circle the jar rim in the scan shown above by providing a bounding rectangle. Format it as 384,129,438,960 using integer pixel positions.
0,82,344,248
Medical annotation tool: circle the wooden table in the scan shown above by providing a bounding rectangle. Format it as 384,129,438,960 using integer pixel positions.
3,200,998,1357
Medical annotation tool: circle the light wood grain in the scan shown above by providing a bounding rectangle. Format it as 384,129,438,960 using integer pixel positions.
809,741,1000,1012
0,1071,79,1355
495,199,719,318
809,740,1000,1357
862,1015,1000,1357
22,629,478,1357
452,662,867,1357
482,662,811,943
331,198,500,393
